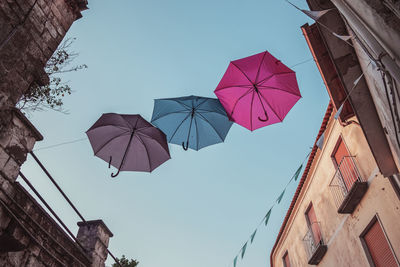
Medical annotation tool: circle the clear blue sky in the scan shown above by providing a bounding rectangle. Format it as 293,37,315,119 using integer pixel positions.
21,1,329,266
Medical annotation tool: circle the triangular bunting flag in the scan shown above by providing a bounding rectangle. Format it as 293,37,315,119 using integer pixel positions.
286,1,332,21
265,208,272,226
334,104,344,120
250,229,257,243
234,256,238,267
277,190,285,204
301,9,333,20
316,132,325,150
241,242,247,259
353,73,364,86
293,164,303,181
333,32,353,42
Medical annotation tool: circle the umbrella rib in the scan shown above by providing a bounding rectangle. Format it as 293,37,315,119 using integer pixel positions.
168,113,191,142
255,51,268,84
86,124,130,134
174,99,192,110
93,131,131,155
256,71,294,85
196,113,224,142
196,108,229,116
117,114,135,129
136,136,152,171
151,110,188,123
194,98,209,110
250,90,255,130
257,85,301,97
231,62,254,84
259,93,284,121
194,116,199,150
136,131,169,154
229,88,254,117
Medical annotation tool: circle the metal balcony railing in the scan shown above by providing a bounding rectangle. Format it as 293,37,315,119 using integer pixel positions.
302,222,327,265
329,156,367,213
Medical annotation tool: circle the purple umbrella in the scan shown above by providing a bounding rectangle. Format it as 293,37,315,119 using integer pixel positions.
86,113,170,177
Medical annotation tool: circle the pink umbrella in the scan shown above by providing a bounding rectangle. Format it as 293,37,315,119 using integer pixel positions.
214,51,301,131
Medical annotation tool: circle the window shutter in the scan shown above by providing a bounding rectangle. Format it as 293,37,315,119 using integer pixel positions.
333,138,358,190
364,220,398,267
306,205,321,244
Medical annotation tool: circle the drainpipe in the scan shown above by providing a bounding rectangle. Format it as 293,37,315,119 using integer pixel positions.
330,0,400,86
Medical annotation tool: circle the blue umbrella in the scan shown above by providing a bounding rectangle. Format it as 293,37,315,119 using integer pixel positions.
151,95,233,151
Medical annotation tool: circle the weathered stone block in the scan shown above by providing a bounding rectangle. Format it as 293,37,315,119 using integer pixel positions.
6,251,29,265
1,1,24,21
45,21,59,39
0,179,16,201
2,157,20,182
0,147,10,169
0,206,11,230
26,254,46,267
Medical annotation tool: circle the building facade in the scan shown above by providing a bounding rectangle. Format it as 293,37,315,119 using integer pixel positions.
271,1,400,266
270,101,400,266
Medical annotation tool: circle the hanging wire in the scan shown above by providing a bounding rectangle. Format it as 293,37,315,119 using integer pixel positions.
228,148,312,267
290,58,314,68
33,137,87,151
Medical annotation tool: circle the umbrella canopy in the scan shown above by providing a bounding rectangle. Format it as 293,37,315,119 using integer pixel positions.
151,95,233,151
86,113,170,177
214,51,301,131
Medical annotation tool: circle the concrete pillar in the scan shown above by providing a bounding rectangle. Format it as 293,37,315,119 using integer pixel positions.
76,220,113,267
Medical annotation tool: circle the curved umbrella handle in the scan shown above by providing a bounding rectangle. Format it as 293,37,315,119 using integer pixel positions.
258,111,269,122
182,141,189,151
111,168,121,178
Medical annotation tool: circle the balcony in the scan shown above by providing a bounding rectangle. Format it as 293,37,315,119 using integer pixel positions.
302,222,327,265
329,156,368,214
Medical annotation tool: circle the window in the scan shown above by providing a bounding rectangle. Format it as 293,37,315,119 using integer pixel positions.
360,216,399,267
282,251,291,267
332,136,358,190
305,203,322,245
302,202,327,264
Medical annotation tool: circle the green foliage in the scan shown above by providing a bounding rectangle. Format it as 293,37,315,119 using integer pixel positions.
112,255,139,267
17,37,87,113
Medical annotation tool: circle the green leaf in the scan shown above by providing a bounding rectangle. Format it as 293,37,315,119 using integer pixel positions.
233,256,238,267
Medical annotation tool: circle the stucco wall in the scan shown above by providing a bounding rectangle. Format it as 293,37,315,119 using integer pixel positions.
272,113,400,266
351,37,400,173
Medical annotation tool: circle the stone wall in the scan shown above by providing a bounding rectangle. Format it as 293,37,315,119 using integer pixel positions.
0,109,90,266
0,110,114,267
0,0,88,127
0,1,116,266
